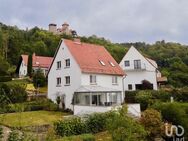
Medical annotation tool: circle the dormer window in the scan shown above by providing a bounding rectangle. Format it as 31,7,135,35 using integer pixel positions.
65,59,70,67
109,61,115,67
99,60,105,66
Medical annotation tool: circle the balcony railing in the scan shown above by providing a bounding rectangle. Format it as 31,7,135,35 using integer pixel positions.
124,63,146,71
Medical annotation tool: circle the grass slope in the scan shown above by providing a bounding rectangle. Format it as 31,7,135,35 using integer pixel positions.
0,111,67,127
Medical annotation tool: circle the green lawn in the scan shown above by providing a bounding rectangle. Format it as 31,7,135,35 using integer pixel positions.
0,111,67,127
55,132,112,141
3,78,30,86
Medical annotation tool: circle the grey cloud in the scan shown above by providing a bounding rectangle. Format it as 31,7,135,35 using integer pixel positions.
0,0,188,44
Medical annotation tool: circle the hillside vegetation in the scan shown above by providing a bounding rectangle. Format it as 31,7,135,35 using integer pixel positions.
0,22,188,87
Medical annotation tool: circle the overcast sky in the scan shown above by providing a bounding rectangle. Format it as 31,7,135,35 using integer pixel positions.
0,0,188,44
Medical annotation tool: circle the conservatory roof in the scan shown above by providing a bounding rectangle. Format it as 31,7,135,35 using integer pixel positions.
75,85,121,93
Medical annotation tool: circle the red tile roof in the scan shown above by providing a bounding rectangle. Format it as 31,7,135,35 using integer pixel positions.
32,53,53,68
63,39,125,76
21,55,28,65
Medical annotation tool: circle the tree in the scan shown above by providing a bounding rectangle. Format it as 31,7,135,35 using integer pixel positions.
135,91,153,110
140,109,163,140
107,105,147,141
32,69,47,87
27,54,32,77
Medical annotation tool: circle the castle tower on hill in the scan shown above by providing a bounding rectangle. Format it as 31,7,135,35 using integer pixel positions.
48,22,77,36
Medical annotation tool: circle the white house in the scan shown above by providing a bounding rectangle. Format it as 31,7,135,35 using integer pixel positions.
16,54,53,77
48,39,128,115
119,46,167,91
17,55,28,77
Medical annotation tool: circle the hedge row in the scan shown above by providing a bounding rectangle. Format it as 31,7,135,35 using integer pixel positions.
125,87,188,103
151,102,188,138
54,112,114,137
0,99,58,113
0,76,12,82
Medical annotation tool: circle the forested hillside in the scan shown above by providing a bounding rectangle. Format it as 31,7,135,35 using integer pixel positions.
0,23,188,87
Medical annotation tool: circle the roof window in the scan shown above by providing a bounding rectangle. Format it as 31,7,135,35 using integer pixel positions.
99,60,105,66
109,61,115,67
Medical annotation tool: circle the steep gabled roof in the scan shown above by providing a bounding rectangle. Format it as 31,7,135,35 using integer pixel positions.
120,46,158,69
32,53,53,68
145,57,158,69
64,39,125,76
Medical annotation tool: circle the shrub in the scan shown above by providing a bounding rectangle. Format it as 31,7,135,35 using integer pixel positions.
8,130,23,141
171,87,188,102
142,80,153,90
107,105,147,141
0,76,12,82
151,90,171,102
3,99,58,113
135,91,153,110
0,83,27,103
151,102,188,138
82,134,95,141
33,69,47,87
124,91,138,103
85,113,107,134
54,117,87,137
140,108,163,139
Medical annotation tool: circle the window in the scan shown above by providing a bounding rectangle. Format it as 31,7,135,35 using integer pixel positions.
57,61,61,69
112,76,118,84
109,61,115,67
65,59,70,67
56,77,61,86
90,75,96,84
124,61,130,67
99,60,105,66
128,84,132,90
134,60,141,69
65,76,70,85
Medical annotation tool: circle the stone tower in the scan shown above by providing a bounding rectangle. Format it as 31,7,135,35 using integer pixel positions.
49,23,57,34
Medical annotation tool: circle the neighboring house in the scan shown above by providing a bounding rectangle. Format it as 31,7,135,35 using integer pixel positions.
119,46,167,91
47,39,126,115
32,53,53,76
16,55,28,77
16,54,53,77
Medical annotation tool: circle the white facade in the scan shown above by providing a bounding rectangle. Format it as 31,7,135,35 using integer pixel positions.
33,67,49,76
48,40,82,109
48,40,124,111
119,46,158,91
19,60,27,77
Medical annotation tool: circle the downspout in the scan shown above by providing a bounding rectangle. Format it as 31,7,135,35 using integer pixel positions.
122,75,126,104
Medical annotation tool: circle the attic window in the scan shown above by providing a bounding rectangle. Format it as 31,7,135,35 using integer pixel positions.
99,60,105,66
109,61,115,67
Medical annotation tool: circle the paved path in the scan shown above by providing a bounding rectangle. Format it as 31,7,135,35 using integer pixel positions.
1,126,11,141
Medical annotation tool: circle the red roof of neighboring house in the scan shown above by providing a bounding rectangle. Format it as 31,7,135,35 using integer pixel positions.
21,55,28,65
32,53,53,68
63,39,125,76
